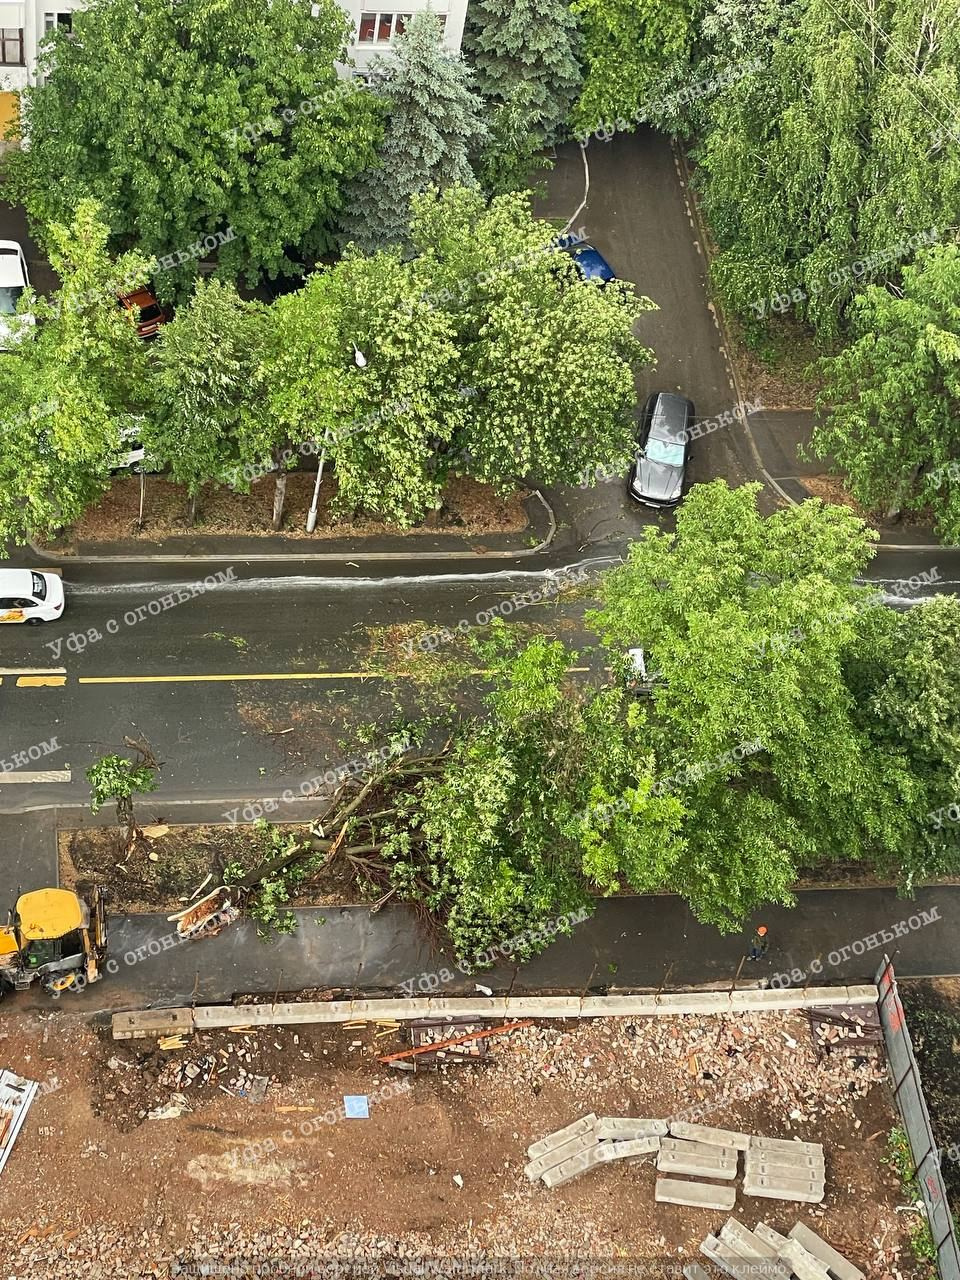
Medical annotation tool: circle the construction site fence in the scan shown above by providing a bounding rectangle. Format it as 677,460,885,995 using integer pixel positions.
876,956,960,1280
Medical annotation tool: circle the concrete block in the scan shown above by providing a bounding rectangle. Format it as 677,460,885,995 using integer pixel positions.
580,996,659,1017
747,1155,824,1179
654,993,733,1015
658,1142,739,1180
540,1142,607,1188
594,1116,668,1140
669,1121,752,1151
524,1132,597,1181
749,1136,824,1160
743,1174,825,1204
778,1239,832,1280
683,1266,712,1280
787,1224,865,1280
754,1224,788,1251
719,1219,780,1260
597,1136,661,1162
663,1137,740,1162
841,984,881,1004
655,1179,737,1211
526,1114,597,1161
701,1234,782,1280
111,1008,195,1040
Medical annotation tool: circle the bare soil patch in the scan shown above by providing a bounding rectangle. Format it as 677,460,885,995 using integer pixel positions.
53,473,531,546
0,1006,925,1278
58,822,370,915
724,314,823,410
900,977,960,1215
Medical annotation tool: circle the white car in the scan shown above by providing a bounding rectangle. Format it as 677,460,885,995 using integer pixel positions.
0,570,65,625
0,241,35,348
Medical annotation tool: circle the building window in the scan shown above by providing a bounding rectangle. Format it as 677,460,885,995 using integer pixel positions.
43,12,74,33
356,12,417,43
0,29,23,65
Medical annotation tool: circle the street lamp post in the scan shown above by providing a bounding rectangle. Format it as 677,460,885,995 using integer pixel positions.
305,344,367,534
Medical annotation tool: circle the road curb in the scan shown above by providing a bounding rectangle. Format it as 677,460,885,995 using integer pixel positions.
111,984,879,1038
27,491,558,566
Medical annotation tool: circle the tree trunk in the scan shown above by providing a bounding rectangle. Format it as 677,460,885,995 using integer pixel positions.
188,489,200,525
272,466,287,531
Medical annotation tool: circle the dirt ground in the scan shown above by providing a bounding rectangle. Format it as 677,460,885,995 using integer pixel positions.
0,1006,925,1278
58,822,370,915
51,473,531,546
900,977,960,1215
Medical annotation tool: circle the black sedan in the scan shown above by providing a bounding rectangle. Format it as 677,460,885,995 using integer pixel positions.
628,392,695,508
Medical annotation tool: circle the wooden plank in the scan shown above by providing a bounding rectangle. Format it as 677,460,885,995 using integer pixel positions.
377,1020,533,1063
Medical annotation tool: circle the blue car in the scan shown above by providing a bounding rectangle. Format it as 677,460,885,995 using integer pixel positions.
565,243,616,285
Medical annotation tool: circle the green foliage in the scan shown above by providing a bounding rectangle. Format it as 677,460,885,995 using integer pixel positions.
408,186,655,491
7,0,383,294
884,1127,938,1267
338,13,488,254
474,83,554,196
147,279,271,508
464,0,580,184
587,480,944,925
86,754,158,825
223,822,317,939
698,0,960,336
262,246,463,526
382,636,598,965
0,200,152,546
846,596,960,887
570,0,700,134
811,246,960,538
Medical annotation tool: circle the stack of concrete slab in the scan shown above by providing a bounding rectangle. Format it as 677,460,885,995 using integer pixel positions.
654,1120,751,1210
525,1113,666,1188
700,1218,790,1279
744,1136,826,1204
702,1221,863,1280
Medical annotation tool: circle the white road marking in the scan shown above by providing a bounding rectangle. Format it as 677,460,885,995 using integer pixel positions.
0,667,67,675
0,770,72,784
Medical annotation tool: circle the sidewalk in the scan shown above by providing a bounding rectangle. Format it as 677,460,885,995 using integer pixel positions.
84,885,957,1010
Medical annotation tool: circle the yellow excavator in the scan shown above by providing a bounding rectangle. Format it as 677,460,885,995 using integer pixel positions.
0,887,107,998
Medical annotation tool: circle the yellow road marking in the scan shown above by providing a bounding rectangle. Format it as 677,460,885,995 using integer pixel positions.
80,672,374,684
79,667,592,686
16,676,67,687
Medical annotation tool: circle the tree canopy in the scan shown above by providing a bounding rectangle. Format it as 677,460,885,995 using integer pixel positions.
408,186,654,493
569,0,699,134
0,201,152,548
698,0,960,335
286,482,960,960
7,0,383,295
464,0,580,189
811,246,960,540
338,12,488,254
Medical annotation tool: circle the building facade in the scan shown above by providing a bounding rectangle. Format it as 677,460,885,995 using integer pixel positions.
0,0,469,138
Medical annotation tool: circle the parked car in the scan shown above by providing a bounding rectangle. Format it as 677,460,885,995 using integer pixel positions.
628,392,695,508
564,243,617,285
0,570,65,625
118,285,168,339
110,418,159,474
0,241,36,349
624,647,664,696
